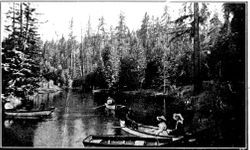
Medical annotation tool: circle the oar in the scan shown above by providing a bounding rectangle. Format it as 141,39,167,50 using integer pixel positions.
111,126,125,129
91,105,105,110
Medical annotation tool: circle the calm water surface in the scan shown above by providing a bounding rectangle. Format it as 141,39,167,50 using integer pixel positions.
3,90,130,148
3,90,245,147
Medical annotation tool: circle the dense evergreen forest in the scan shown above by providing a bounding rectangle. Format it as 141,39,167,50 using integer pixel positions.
2,2,246,147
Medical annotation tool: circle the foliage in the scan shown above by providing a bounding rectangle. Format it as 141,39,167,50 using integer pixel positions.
2,2,42,100
207,3,245,82
92,66,108,89
118,56,139,90
38,2,244,94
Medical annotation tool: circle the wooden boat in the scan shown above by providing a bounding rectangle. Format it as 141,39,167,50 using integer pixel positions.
82,135,172,147
92,89,110,94
92,89,102,94
105,103,126,110
120,120,184,141
4,107,55,118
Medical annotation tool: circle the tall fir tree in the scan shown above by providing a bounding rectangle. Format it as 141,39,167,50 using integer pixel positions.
2,2,41,101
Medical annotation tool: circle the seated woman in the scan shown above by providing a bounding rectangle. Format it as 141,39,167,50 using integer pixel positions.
155,115,167,135
168,113,185,136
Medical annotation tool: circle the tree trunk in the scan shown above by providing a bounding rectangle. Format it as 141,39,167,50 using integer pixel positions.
25,4,29,40
20,3,23,35
193,2,202,95
80,28,84,78
12,3,16,33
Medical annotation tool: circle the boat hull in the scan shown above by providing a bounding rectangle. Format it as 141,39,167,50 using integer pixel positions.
4,108,55,118
105,104,126,110
82,135,172,147
120,120,183,140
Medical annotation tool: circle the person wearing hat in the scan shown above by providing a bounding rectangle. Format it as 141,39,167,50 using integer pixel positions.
105,96,116,116
168,113,185,136
155,115,167,135
106,96,115,105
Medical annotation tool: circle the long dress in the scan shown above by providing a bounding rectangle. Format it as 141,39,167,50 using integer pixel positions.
169,121,184,136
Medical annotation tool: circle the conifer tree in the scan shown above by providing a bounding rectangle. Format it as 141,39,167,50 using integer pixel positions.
2,2,41,101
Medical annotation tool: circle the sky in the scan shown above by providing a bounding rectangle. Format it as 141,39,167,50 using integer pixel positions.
1,2,224,42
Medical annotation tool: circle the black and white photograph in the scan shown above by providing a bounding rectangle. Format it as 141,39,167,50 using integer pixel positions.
1,0,247,149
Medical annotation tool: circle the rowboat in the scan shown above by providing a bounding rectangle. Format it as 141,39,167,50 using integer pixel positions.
120,120,184,141
82,135,172,147
4,107,55,118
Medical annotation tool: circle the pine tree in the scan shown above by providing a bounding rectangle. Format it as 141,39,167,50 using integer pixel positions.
2,2,41,101
115,12,129,57
67,18,77,79
138,12,149,49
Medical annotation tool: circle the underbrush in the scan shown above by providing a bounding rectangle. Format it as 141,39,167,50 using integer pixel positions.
174,81,245,146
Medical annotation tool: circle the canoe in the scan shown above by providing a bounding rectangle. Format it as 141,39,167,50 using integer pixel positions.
4,107,55,118
120,120,184,141
105,103,126,110
82,135,172,147
92,89,102,94
92,89,110,94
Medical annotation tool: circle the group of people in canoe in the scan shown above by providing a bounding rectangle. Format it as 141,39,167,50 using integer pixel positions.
105,96,185,137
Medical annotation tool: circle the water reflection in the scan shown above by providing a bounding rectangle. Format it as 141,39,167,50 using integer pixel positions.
33,120,62,147
72,119,84,147
3,119,39,146
3,90,167,147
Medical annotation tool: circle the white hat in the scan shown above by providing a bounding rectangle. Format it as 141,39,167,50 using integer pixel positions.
107,99,113,105
173,113,184,122
157,115,166,121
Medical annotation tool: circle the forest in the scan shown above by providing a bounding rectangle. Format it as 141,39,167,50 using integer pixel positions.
2,2,246,147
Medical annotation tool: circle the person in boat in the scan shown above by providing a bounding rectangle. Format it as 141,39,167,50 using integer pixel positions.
104,96,116,116
117,107,138,129
168,113,185,136
125,108,138,130
156,115,167,135
105,97,115,106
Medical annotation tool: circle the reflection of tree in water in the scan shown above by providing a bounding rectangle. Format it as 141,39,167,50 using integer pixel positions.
3,119,39,146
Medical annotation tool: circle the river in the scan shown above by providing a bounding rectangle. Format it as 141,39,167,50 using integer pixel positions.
2,89,191,148
3,89,243,147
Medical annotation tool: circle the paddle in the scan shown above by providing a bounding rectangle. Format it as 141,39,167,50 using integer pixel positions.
91,105,105,110
111,126,125,129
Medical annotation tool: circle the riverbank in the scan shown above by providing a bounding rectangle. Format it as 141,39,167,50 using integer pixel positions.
3,79,63,111
174,81,245,146
111,81,245,146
